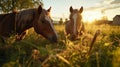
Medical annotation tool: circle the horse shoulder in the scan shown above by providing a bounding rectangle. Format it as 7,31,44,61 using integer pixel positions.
65,21,71,35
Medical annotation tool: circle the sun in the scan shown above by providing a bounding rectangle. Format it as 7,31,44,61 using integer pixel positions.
83,11,102,23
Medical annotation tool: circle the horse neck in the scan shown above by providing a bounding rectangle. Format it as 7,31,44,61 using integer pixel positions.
32,12,41,34
15,9,36,34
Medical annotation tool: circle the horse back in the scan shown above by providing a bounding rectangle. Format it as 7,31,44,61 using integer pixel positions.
0,14,9,21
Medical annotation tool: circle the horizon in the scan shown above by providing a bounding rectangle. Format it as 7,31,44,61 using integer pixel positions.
43,0,120,22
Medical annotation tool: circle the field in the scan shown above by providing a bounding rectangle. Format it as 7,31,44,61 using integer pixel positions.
0,24,120,67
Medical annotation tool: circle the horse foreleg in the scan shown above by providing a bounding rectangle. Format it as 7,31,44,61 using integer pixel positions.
16,30,28,41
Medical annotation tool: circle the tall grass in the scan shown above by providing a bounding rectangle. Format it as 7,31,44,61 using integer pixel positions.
0,24,120,67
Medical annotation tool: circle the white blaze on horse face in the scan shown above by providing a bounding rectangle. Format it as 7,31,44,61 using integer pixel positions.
45,16,57,36
72,14,78,35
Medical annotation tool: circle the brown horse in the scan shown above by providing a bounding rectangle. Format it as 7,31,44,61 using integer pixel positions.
65,6,85,40
0,5,58,43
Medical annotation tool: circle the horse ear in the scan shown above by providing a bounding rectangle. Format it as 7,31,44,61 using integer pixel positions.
70,6,73,13
79,6,83,13
47,6,51,12
38,5,42,14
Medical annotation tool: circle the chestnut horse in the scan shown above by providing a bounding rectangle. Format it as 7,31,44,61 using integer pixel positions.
0,5,58,43
65,6,85,40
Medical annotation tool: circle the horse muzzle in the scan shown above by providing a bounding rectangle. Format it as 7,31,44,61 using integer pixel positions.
48,35,58,43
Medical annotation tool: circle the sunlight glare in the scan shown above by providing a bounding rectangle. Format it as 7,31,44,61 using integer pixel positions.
83,11,102,23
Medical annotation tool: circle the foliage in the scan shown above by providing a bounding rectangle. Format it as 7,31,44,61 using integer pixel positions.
59,18,64,24
0,0,43,13
0,24,120,67
91,16,113,25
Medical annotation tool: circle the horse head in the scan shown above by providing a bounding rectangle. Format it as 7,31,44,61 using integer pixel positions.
33,5,58,43
69,6,83,39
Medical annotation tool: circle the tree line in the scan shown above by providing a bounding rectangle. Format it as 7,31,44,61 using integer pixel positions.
0,0,43,13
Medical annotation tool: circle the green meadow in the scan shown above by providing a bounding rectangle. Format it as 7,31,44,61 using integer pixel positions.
0,24,120,67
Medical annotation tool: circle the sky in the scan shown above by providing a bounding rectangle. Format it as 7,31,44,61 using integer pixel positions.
43,0,120,22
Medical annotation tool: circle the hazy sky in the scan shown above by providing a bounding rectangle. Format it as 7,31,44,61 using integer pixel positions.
43,0,120,21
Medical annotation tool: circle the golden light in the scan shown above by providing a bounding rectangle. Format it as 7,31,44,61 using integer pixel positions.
83,11,102,23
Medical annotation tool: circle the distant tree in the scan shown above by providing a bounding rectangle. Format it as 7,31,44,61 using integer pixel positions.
59,18,63,24
0,0,43,13
101,16,108,21
93,16,109,25
64,18,68,24
65,18,68,22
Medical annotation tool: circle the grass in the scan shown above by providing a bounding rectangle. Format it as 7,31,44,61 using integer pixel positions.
0,24,120,67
